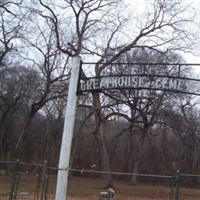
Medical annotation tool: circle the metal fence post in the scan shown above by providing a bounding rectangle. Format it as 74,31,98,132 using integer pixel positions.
175,170,180,200
10,159,20,200
40,160,48,200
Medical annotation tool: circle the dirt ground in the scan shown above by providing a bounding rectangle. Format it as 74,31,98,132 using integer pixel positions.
1,175,200,199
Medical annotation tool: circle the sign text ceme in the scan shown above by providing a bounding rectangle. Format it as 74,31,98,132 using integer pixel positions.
80,75,189,92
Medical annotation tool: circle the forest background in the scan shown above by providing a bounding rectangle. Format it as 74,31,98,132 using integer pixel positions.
1,0,200,188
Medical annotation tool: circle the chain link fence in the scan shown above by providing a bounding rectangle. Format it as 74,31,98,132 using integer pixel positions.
1,160,200,200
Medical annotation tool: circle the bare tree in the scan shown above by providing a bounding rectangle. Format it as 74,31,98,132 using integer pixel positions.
15,20,71,150
28,0,198,187
0,64,43,160
97,48,187,184
163,96,200,176
0,0,24,65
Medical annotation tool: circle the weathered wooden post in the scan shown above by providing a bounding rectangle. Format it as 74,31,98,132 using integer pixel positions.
55,56,81,200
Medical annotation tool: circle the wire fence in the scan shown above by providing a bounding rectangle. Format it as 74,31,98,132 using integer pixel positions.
1,160,200,200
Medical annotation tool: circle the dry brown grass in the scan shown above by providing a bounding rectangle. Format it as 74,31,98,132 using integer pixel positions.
1,175,200,199
53,176,200,200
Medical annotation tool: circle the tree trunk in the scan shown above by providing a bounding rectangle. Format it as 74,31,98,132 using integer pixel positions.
96,123,113,188
92,92,113,188
130,133,144,185
191,147,199,187
130,124,149,185
161,129,168,175
1,137,9,160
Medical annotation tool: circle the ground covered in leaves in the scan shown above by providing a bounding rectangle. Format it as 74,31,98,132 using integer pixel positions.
1,175,200,199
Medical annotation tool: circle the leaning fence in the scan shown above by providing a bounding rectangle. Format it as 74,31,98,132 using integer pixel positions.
1,160,200,200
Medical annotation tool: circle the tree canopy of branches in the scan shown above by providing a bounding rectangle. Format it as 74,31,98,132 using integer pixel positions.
1,0,200,188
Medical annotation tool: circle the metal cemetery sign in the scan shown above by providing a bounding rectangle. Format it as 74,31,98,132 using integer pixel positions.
56,58,200,200
78,63,200,97
80,75,187,92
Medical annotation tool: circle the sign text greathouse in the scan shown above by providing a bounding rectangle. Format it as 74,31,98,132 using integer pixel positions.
78,63,200,96
80,75,193,93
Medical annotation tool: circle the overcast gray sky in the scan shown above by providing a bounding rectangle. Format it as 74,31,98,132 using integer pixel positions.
125,0,200,73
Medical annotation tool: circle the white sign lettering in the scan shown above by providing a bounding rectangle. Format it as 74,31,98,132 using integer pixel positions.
80,75,191,93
